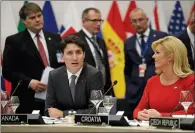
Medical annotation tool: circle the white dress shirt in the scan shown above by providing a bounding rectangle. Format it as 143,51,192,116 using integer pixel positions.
67,67,83,85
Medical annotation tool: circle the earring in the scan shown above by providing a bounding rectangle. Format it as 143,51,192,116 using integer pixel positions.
168,61,170,65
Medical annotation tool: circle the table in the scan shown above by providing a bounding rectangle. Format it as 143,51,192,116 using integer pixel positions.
1,124,194,133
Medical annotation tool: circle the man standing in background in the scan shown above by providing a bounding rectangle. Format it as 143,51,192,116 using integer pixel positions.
124,8,167,119
177,15,195,70
76,8,112,95
2,2,62,115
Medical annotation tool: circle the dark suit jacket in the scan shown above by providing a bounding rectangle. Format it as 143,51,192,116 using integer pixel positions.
75,30,112,95
2,29,62,114
124,29,167,111
176,30,194,70
45,63,104,116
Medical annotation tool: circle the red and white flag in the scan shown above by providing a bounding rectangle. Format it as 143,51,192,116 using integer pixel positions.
123,1,136,39
151,1,168,33
187,3,195,25
61,1,81,39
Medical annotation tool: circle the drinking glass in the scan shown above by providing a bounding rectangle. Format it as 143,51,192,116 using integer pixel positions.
103,95,115,114
90,90,103,114
180,90,194,116
1,91,9,113
9,96,20,114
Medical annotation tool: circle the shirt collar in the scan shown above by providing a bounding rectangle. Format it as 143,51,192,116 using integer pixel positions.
136,28,150,38
82,27,95,39
187,26,195,45
28,29,44,39
67,67,83,80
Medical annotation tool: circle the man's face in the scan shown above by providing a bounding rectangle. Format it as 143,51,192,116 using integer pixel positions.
22,11,44,33
62,43,85,74
83,10,103,34
130,10,148,34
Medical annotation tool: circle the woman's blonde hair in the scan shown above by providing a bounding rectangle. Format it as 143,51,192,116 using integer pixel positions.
152,36,193,78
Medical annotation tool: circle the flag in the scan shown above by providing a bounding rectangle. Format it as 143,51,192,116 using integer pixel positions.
1,1,17,93
151,1,168,32
168,1,186,35
61,1,80,39
187,3,195,25
123,1,136,39
42,1,59,33
102,1,126,98
17,1,28,32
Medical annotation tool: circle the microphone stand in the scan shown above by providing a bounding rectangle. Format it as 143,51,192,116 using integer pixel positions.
169,85,194,116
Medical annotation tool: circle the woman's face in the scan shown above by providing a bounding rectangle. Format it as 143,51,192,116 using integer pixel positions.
152,45,170,70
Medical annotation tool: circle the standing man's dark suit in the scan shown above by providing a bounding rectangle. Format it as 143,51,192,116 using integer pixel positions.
45,63,104,116
177,30,194,70
124,29,167,112
76,30,112,94
2,29,62,115
2,3,62,115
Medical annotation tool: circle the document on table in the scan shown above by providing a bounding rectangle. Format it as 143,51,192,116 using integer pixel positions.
124,116,149,126
34,67,54,100
42,116,64,124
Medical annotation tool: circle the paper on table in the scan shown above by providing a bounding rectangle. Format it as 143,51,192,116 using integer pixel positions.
34,67,54,100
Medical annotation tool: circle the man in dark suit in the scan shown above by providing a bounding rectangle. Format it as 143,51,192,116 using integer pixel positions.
124,8,167,119
177,16,194,70
2,3,62,115
45,34,104,118
75,8,112,95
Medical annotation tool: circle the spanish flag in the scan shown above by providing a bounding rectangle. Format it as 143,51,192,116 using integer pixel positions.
102,1,126,98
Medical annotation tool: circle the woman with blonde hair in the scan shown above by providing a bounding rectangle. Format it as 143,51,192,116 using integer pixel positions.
133,36,194,121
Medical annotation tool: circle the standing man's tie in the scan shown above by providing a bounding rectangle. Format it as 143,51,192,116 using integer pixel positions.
91,36,106,86
70,75,77,102
140,34,145,50
36,34,49,67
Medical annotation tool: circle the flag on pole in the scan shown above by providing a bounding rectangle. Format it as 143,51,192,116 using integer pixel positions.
61,1,80,39
18,1,28,32
168,1,186,35
151,1,168,32
187,3,195,25
123,1,136,39
1,1,18,93
102,1,126,98
42,1,59,33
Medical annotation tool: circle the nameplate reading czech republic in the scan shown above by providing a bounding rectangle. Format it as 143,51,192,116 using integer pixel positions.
149,117,180,129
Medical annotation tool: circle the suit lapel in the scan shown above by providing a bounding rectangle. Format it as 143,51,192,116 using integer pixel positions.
74,64,86,104
23,30,44,66
60,66,74,105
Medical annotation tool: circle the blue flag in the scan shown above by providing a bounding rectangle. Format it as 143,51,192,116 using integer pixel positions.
168,1,186,35
42,1,58,33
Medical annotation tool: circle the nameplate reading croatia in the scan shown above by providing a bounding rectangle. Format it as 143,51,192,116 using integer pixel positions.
149,117,180,129
1,114,28,124
75,114,109,125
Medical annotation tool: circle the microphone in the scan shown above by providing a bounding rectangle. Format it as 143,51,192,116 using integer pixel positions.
4,80,22,109
169,85,194,116
10,80,22,97
89,80,118,114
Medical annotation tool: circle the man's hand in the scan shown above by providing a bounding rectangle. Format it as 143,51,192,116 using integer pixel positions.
48,107,63,118
29,79,47,92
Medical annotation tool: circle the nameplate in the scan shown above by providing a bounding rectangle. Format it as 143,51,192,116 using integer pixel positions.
75,114,109,125
149,117,180,129
1,114,28,124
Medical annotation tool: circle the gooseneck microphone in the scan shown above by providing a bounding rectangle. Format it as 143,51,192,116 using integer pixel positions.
89,80,118,114
4,80,22,107
169,85,194,116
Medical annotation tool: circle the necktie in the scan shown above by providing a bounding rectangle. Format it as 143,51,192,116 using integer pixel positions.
140,34,145,50
91,36,106,85
70,75,77,102
36,34,49,67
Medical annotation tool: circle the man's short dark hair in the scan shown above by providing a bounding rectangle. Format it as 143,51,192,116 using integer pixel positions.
82,7,101,19
60,34,86,52
19,2,42,20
